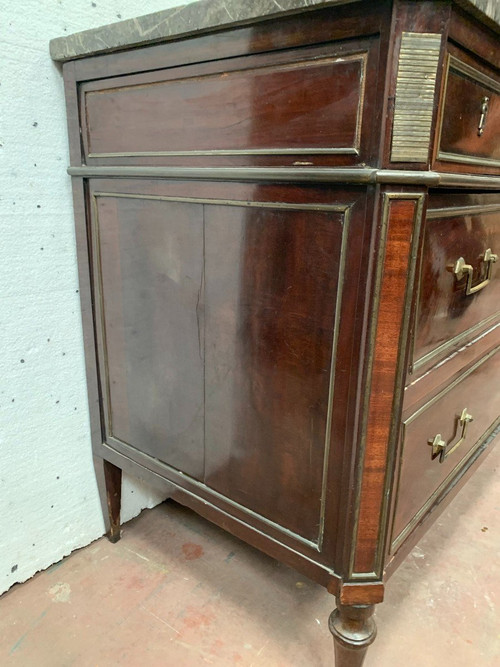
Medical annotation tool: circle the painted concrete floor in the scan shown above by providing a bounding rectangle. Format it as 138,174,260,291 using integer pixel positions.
1,445,499,666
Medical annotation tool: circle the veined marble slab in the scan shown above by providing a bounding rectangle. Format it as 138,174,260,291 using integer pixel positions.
49,0,499,62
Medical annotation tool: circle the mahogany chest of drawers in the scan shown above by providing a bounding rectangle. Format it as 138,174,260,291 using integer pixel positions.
51,0,500,663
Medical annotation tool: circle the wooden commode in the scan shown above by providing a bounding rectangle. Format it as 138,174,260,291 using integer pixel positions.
51,0,500,663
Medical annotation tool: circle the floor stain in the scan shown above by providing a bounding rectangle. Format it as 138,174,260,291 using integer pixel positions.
48,582,71,603
182,543,204,560
9,611,47,655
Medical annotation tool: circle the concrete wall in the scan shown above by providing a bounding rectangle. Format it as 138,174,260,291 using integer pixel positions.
0,0,191,596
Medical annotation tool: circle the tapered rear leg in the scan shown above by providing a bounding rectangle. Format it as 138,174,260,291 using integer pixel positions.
94,456,122,543
329,601,377,667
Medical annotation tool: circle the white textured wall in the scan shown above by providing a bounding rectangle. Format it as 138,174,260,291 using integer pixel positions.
0,0,191,596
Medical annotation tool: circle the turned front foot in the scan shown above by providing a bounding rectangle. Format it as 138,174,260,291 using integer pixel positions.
328,601,376,667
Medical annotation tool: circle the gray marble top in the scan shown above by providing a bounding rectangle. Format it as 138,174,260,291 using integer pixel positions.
49,0,499,62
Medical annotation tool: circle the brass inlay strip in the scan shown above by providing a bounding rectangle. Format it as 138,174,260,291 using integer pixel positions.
391,32,442,163
91,191,350,551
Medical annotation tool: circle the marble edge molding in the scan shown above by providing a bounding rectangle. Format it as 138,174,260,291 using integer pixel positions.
49,0,362,63
49,0,500,63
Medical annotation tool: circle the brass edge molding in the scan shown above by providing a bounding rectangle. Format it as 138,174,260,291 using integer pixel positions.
391,412,500,554
448,55,500,95
426,203,500,219
71,166,379,182
68,165,500,188
436,55,500,168
347,192,426,581
437,152,500,168
83,52,367,159
413,310,500,371
391,32,442,163
91,191,351,552
99,441,342,579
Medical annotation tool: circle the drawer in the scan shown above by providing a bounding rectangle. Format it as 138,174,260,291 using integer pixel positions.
391,345,500,553
413,196,500,370
435,52,500,172
79,40,373,167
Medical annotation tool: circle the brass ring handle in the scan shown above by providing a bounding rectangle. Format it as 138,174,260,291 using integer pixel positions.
429,408,474,463
478,96,489,136
452,248,498,295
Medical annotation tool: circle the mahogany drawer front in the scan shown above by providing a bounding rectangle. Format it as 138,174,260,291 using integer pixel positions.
435,52,500,172
391,345,500,553
79,40,373,167
413,199,500,370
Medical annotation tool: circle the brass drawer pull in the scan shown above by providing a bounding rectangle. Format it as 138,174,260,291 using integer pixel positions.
429,408,474,463
478,96,490,136
452,248,498,295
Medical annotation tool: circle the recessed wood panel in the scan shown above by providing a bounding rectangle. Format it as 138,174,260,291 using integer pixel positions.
81,50,366,159
92,195,205,479
203,203,347,542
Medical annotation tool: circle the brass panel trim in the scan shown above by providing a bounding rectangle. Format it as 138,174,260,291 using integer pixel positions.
68,165,500,188
413,310,500,371
347,192,426,580
90,191,351,551
84,52,367,158
391,32,442,163
436,55,500,168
